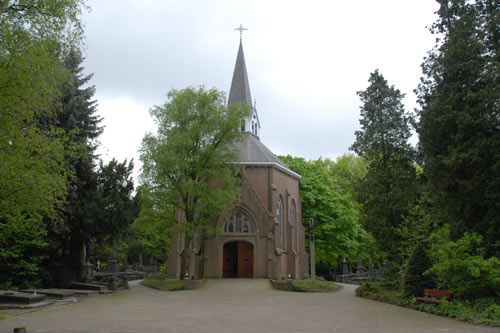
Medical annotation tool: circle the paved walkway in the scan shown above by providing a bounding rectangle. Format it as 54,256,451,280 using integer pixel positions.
0,280,498,333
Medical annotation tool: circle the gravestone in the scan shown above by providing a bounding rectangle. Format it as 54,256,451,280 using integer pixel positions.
342,257,349,275
356,256,366,277
107,260,118,273
20,289,75,300
0,291,46,304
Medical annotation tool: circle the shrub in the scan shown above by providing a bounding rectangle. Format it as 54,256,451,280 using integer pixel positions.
427,226,500,299
402,241,435,297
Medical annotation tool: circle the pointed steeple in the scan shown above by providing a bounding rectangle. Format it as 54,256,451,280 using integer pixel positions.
228,37,261,139
228,40,252,107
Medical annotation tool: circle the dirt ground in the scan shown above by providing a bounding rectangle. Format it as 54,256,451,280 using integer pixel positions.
0,279,498,333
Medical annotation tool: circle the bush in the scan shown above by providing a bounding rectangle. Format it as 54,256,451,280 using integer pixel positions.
355,280,403,304
402,242,435,297
427,226,500,299
356,280,500,325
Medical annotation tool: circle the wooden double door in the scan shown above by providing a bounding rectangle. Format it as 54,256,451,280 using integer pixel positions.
222,241,253,278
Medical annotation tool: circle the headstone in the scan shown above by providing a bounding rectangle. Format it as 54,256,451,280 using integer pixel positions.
82,263,93,281
342,257,349,275
107,260,118,273
356,256,366,277
108,275,117,291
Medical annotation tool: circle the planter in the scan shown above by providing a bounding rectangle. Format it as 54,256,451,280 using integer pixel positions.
183,279,204,290
270,279,293,291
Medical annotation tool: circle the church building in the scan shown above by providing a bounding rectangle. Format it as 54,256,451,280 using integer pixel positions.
167,36,309,280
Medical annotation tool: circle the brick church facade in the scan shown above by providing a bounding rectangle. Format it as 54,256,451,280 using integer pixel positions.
167,39,309,280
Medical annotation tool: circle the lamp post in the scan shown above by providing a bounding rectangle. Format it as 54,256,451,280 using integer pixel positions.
309,217,316,281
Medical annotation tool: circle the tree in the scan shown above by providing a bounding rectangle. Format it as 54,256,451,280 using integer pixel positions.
416,0,500,255
139,86,250,276
402,241,435,297
280,155,374,276
38,49,107,285
0,0,85,288
350,70,418,263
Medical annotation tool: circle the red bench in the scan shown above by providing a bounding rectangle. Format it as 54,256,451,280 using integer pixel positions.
416,289,451,303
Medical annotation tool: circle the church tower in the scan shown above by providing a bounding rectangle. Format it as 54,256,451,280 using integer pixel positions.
228,35,261,138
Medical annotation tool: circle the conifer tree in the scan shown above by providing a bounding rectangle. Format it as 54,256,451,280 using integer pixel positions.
417,0,500,255
351,70,418,263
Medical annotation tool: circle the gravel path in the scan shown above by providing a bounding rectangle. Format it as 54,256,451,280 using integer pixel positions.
0,279,498,333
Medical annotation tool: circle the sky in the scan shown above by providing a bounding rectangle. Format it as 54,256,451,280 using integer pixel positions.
81,0,440,182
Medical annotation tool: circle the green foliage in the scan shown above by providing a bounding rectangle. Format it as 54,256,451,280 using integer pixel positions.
140,278,184,291
355,280,403,304
139,86,250,268
427,226,500,299
350,70,418,263
132,190,172,264
402,242,435,297
291,279,341,293
280,155,375,270
357,280,500,325
351,69,414,160
0,0,86,288
417,0,500,255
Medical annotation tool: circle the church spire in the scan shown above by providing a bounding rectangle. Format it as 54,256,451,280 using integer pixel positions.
228,26,261,138
228,39,252,107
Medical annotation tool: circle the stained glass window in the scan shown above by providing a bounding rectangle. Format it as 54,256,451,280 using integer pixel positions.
223,210,254,233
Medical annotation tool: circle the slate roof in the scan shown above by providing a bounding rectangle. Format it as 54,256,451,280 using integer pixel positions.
228,41,252,107
232,134,301,179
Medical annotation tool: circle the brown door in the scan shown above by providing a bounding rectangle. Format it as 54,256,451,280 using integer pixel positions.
223,242,237,278
237,242,253,278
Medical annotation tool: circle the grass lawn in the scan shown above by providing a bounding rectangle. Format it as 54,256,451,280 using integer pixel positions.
292,279,341,292
140,278,184,291
271,279,341,292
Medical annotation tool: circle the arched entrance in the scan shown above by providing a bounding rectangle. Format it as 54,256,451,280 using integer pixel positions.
222,241,253,278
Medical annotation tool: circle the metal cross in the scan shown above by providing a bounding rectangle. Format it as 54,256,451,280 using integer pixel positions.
235,24,247,41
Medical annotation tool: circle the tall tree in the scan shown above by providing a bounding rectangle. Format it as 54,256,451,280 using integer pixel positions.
0,0,85,288
417,0,500,255
139,86,249,277
280,155,374,275
40,49,105,285
351,70,418,263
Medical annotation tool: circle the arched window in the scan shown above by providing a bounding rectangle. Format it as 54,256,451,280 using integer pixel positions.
277,197,283,249
290,200,296,251
223,209,254,233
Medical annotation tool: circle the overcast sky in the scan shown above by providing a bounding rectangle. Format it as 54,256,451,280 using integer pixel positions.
82,0,439,182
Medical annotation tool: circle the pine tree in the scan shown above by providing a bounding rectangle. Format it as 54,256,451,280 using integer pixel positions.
351,70,418,263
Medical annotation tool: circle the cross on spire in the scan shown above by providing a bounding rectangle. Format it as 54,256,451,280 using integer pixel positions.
235,24,247,41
